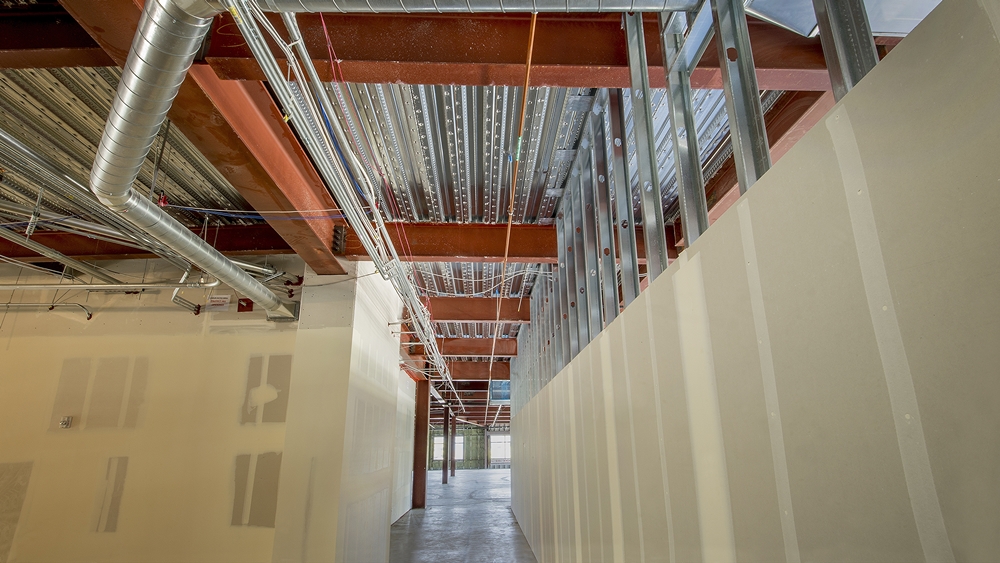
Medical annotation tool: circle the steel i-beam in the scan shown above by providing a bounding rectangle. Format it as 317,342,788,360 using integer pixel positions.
412,379,429,509
812,0,878,101
442,407,450,484
661,12,710,246
623,13,670,280
711,0,772,194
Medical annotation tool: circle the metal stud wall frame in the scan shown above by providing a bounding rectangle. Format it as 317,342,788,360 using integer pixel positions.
513,91,647,413
513,7,775,411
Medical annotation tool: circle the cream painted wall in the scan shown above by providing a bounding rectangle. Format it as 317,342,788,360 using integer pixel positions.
335,263,408,563
0,258,414,563
511,1,1000,561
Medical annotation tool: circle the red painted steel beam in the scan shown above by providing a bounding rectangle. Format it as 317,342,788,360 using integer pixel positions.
205,13,831,90
445,380,491,391
345,223,557,264
188,66,348,274
431,407,509,416
440,337,517,357
408,337,518,357
344,222,655,264
58,0,347,274
427,297,530,323
0,14,114,69
447,361,510,381
0,225,293,262
412,379,429,509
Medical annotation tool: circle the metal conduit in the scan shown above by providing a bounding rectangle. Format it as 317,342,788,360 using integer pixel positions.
89,0,294,320
0,227,121,284
0,279,222,291
0,128,193,271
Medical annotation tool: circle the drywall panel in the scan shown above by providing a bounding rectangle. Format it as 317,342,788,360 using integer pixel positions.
511,1,1000,561
649,271,702,563
0,259,297,563
0,257,410,563
335,262,406,563
391,371,416,524
700,210,787,562
271,265,355,563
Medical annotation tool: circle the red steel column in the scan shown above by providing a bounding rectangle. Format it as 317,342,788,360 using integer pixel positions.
412,379,429,509
442,407,450,484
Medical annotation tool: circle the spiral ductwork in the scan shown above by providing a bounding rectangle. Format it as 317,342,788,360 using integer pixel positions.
89,0,294,318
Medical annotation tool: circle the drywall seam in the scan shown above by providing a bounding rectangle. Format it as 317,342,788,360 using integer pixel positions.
599,335,626,563
545,388,562,561
672,252,736,563
979,0,1000,36
644,294,676,563
617,322,647,562
826,107,955,563
586,348,609,561
566,369,584,562
737,200,801,563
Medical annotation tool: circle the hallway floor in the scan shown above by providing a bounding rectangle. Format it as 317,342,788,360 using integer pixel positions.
390,469,537,563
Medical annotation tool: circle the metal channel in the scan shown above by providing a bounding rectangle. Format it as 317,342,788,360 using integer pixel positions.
711,0,772,194
624,13,670,281
570,177,591,350
607,89,641,307
552,263,567,373
549,268,559,377
812,0,878,101
557,204,579,360
578,139,604,342
661,12,710,246
591,96,620,326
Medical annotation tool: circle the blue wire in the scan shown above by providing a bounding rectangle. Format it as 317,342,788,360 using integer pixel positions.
315,101,369,206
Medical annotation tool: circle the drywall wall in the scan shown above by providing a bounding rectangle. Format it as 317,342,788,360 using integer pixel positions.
391,369,416,525
510,1,1000,561
334,263,409,563
0,258,412,562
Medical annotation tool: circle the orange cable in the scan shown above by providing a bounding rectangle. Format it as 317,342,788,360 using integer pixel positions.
487,12,538,425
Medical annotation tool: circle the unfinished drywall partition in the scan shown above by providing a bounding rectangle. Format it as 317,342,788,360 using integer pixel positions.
391,372,416,524
0,259,413,563
510,1,1000,561
335,263,408,563
0,258,299,563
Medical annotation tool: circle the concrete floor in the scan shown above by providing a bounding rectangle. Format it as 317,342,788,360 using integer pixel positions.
390,469,537,563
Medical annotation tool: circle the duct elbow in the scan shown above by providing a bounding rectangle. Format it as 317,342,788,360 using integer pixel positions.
87,0,296,320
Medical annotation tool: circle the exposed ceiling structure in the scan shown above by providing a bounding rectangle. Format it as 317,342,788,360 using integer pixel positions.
0,0,922,425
